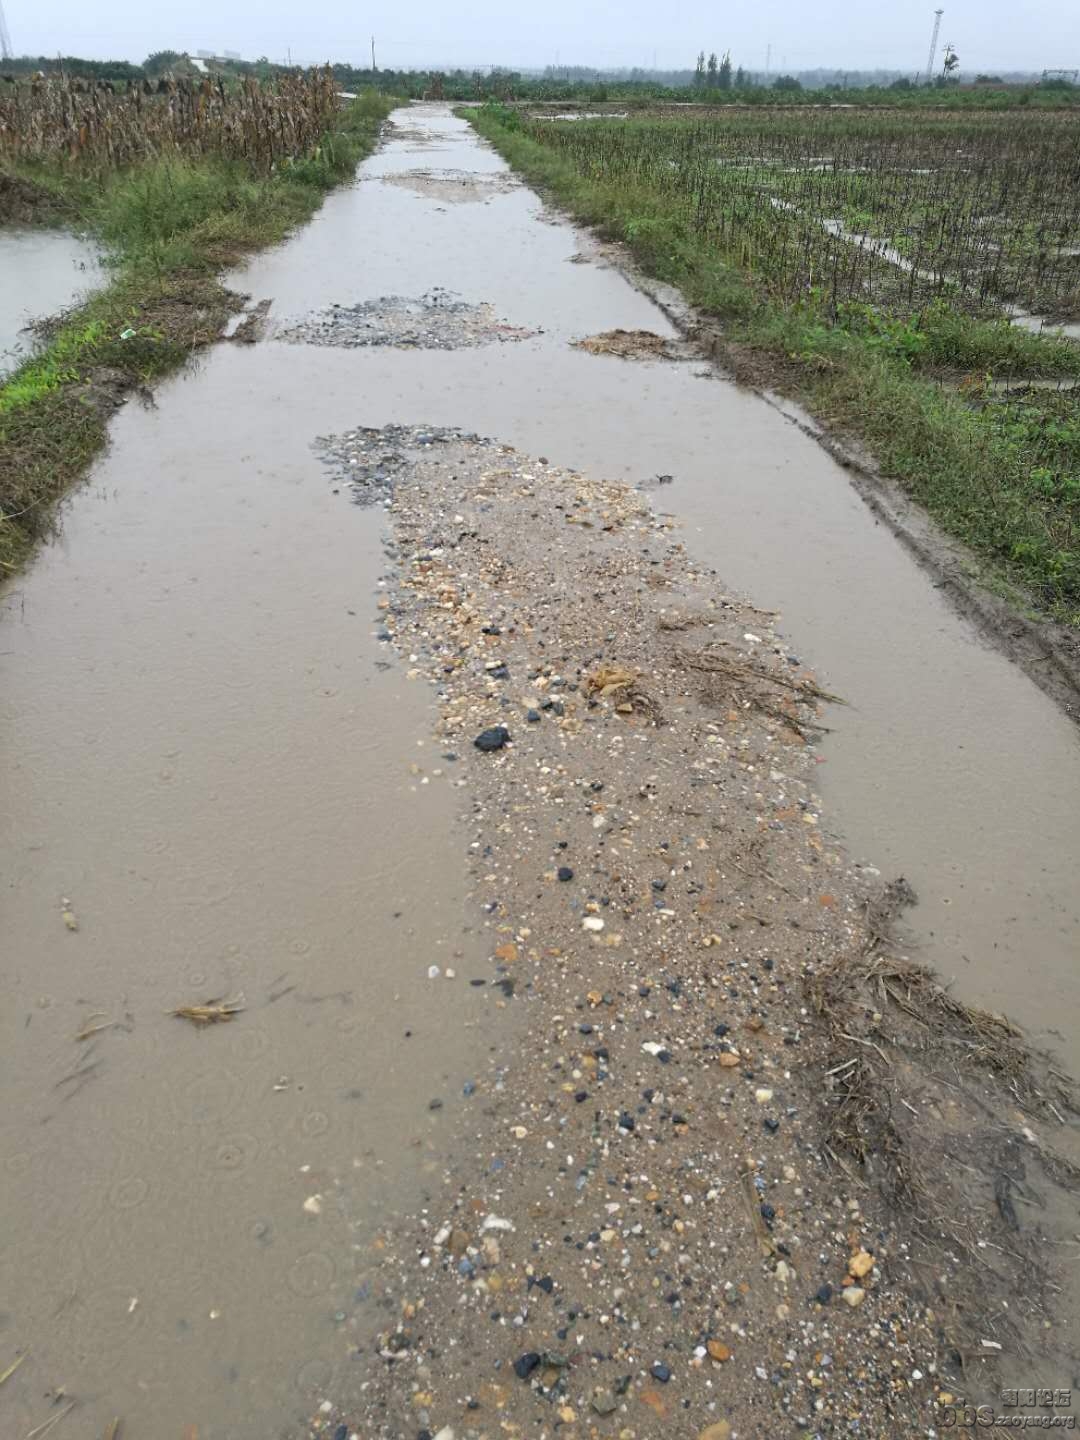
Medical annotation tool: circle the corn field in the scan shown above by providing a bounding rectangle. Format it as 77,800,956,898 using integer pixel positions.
0,68,341,175
526,109,1080,321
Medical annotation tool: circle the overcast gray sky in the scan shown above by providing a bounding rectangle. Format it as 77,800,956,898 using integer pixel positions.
7,0,1079,74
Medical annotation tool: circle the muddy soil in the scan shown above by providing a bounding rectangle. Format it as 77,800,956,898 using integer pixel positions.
2,103,1080,1439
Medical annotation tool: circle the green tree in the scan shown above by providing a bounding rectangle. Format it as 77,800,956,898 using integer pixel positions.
144,50,182,77
718,50,733,89
735,65,746,87
773,74,802,91
706,52,718,87
694,50,706,87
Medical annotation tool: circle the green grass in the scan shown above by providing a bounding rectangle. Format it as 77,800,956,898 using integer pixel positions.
0,92,397,575
468,104,1080,625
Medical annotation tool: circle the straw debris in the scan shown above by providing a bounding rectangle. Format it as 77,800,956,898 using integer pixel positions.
169,996,245,1027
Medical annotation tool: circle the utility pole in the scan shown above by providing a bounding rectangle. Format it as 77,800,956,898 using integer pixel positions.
924,8,943,85
371,35,376,72
765,43,771,77
0,0,14,62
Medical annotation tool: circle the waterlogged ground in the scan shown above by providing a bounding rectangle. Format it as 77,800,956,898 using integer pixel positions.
0,228,103,377
1,105,1079,1438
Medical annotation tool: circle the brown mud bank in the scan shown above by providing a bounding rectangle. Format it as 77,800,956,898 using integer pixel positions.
300,425,1080,1440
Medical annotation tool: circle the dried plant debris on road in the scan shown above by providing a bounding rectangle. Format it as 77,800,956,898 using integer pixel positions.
305,426,1080,1439
169,995,245,1027
573,329,686,361
271,289,535,351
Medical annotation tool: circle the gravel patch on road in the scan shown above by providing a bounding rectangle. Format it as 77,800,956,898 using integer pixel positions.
272,290,535,350
300,427,1080,1440
380,169,520,203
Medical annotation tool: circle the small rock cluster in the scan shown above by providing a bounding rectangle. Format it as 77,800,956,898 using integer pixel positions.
272,289,534,351
316,425,478,507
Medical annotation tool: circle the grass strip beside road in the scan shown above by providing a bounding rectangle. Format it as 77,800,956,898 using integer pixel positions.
0,92,397,577
468,105,1080,627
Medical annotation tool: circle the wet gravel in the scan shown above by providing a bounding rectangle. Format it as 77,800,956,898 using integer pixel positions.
316,425,477,507
379,169,520,204
272,289,535,351
302,426,955,1439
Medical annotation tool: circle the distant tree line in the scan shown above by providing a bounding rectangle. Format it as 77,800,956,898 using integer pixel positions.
1,50,1074,108
693,51,744,90
1,54,145,83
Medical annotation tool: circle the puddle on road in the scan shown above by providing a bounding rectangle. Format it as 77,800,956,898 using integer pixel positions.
2,103,1079,1436
0,346,499,1435
0,228,104,377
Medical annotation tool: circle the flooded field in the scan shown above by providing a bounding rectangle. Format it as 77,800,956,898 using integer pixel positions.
0,228,103,377
2,105,1079,1436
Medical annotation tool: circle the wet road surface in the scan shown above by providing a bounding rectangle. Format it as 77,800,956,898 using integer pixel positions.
1,104,1078,1437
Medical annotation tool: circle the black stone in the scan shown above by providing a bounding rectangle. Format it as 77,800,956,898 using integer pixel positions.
514,1351,542,1380
474,725,511,752
651,1363,672,1383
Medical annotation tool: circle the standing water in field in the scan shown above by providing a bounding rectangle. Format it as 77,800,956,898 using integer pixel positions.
1,105,1079,1437
0,229,104,377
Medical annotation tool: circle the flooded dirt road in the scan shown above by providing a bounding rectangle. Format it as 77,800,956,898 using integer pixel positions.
1,105,1079,1437
237,107,1080,1066
0,228,103,377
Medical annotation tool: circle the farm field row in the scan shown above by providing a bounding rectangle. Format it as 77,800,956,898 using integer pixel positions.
525,108,1080,323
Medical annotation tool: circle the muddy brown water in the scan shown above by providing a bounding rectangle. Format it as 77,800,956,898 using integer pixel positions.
0,228,104,377
1,103,1079,1436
